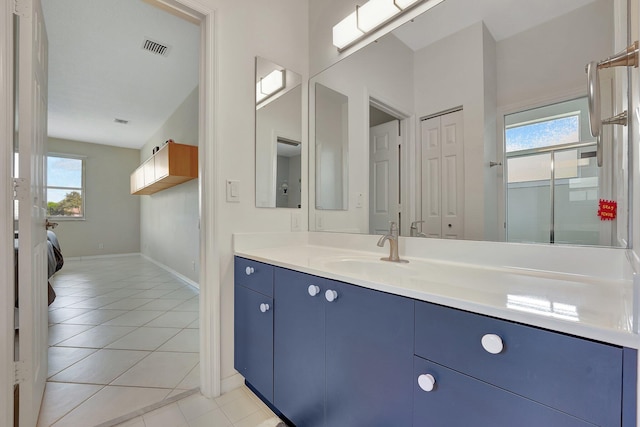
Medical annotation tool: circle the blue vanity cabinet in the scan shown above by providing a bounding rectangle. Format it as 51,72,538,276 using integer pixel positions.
324,278,414,427
234,258,274,403
273,267,415,427
273,268,328,427
413,356,594,427
415,300,627,427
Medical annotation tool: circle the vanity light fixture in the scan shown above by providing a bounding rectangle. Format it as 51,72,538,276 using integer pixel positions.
332,0,434,51
256,69,286,104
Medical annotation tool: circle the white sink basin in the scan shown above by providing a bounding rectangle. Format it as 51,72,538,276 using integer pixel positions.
322,257,421,279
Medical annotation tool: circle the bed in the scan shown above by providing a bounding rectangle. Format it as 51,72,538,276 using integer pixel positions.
14,229,63,307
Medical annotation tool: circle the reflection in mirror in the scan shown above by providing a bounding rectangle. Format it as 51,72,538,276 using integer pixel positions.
255,57,302,208
315,83,349,210
276,138,302,208
309,0,629,247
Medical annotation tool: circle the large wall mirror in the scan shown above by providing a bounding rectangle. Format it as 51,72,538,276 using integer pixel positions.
309,0,631,247
256,57,303,208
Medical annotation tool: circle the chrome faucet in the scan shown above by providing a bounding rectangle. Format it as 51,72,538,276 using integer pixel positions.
377,222,408,263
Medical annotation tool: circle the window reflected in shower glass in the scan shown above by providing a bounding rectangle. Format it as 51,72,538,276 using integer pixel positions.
505,115,579,152
505,97,603,246
507,152,551,243
554,147,599,245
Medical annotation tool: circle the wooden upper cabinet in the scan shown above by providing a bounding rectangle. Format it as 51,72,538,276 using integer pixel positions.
130,142,198,195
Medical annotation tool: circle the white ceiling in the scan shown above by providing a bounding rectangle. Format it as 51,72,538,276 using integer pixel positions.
41,0,200,150
392,0,598,51
41,0,599,150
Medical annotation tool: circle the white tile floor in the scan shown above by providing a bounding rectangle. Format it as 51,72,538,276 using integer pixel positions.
39,255,280,427
112,386,283,427
40,255,201,426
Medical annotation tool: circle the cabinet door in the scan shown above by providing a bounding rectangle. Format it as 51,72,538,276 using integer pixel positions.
143,158,155,185
325,281,414,427
274,268,326,427
131,168,145,193
413,357,594,427
234,285,273,402
154,144,170,180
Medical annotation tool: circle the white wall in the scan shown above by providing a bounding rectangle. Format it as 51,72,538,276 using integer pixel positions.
48,138,140,257
482,24,498,240
191,0,309,384
309,34,414,233
496,0,613,108
139,87,199,283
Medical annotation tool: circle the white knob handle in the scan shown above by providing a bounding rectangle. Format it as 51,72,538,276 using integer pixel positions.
481,334,504,354
418,374,436,392
325,289,338,302
259,303,270,313
308,285,320,297
245,266,255,276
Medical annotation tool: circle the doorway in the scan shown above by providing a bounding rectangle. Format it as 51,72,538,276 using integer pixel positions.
368,99,409,235
37,1,202,424
4,0,219,425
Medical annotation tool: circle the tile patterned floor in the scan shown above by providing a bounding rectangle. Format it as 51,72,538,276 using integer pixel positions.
39,255,201,427
113,386,282,427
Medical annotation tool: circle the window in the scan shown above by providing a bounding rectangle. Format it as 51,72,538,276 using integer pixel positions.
504,97,600,245
47,154,85,218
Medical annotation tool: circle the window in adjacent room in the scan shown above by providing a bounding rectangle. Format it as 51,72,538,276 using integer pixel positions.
47,154,85,218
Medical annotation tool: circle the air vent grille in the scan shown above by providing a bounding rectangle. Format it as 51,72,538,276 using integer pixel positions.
142,38,170,56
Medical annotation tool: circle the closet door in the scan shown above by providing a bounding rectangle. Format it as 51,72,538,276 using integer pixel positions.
420,110,464,238
440,110,464,239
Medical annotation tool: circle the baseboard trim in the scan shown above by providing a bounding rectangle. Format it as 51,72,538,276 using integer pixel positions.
221,373,244,395
140,254,200,290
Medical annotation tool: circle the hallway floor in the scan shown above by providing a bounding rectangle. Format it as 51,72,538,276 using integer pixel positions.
112,386,282,427
39,255,201,426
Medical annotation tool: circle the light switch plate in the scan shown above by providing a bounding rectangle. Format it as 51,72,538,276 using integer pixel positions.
226,180,240,202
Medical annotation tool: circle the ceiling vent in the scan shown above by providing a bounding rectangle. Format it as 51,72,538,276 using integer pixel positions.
142,38,171,57
114,118,129,125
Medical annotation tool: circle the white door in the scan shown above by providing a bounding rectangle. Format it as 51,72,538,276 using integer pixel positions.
369,120,400,234
421,110,464,238
16,0,49,425
421,116,442,237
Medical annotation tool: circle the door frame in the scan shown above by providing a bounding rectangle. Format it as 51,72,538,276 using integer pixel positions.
1,0,16,425
0,0,221,422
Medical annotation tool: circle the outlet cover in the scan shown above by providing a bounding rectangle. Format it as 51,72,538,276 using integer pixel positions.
291,212,302,231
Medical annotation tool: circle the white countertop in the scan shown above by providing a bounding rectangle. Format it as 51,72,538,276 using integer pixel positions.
234,232,639,349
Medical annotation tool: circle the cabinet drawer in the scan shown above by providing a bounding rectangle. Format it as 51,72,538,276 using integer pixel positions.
413,356,594,427
234,257,274,297
415,301,623,427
